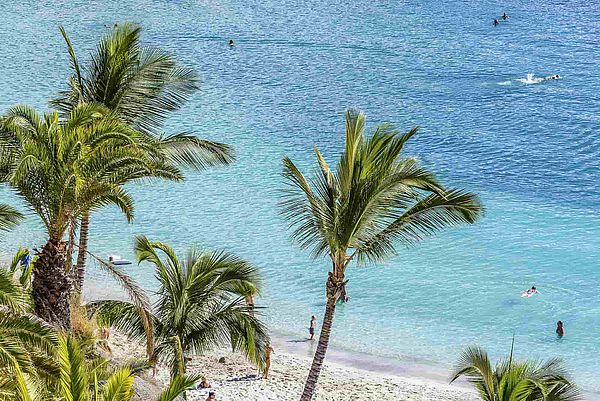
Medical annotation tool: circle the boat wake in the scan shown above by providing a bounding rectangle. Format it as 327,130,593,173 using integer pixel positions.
499,73,562,86
518,73,561,85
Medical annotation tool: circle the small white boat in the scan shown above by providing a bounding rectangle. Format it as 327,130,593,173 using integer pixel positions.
108,255,132,265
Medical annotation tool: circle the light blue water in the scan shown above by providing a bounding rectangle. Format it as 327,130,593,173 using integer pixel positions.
1,0,599,394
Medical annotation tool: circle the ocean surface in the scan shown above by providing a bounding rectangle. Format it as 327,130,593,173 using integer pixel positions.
1,0,599,394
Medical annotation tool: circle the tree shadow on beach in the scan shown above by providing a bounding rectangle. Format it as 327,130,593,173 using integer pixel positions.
226,374,260,382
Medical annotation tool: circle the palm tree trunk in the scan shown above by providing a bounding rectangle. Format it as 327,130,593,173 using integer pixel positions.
299,293,337,401
32,239,72,329
74,210,90,294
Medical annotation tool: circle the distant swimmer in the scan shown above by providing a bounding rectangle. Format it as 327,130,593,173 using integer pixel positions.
229,39,234,46
502,12,509,20
521,285,540,298
542,74,561,81
494,19,499,26
556,320,565,337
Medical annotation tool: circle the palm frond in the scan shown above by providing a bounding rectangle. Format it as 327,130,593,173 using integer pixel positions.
57,336,90,401
85,250,154,357
155,374,200,401
0,204,23,233
101,367,134,401
0,269,31,313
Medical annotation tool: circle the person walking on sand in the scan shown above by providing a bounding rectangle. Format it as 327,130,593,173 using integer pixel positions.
263,343,274,379
556,320,565,337
309,315,316,340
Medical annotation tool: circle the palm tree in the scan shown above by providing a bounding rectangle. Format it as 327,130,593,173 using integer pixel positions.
0,103,161,328
51,23,235,292
280,109,484,401
451,345,581,401
52,335,199,401
90,235,269,378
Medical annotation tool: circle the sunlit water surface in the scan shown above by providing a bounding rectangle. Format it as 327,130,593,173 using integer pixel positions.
1,0,599,394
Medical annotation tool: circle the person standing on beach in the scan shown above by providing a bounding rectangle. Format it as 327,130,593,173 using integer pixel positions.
309,315,316,340
556,321,565,337
263,343,274,379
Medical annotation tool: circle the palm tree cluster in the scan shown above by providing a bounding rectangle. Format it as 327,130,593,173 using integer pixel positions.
0,21,582,401
0,22,233,329
0,22,262,400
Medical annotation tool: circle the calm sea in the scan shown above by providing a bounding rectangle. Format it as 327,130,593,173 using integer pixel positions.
1,0,599,393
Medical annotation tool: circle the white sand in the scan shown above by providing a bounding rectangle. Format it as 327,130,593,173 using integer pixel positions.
108,332,478,401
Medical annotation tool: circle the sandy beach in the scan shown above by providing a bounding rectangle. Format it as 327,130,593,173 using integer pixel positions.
107,332,477,401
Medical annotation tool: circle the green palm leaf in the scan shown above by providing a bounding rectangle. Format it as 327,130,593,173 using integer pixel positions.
57,337,90,401
0,204,23,233
101,367,134,401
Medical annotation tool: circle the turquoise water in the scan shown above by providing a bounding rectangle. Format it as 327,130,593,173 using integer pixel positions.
1,0,600,394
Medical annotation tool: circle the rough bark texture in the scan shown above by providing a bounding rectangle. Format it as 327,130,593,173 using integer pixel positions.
32,239,72,330
74,211,90,293
299,271,343,401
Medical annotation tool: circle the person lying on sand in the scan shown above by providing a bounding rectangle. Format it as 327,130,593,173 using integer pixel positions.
205,391,216,400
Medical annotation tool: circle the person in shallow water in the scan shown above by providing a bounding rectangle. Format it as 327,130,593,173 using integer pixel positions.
556,321,565,337
229,39,234,46
502,12,509,20
309,315,316,340
494,19,499,26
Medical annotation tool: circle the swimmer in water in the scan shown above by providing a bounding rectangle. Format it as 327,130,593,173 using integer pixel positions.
502,12,509,20
556,320,564,337
229,39,234,46
527,286,539,295
494,19,499,26
544,74,561,81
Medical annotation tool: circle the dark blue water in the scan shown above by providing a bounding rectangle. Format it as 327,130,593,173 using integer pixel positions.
1,0,599,393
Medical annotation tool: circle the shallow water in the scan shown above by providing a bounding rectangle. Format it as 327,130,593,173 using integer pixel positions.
1,0,599,394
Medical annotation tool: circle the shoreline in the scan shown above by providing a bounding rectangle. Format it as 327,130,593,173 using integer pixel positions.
107,331,478,401
85,279,477,400
84,278,597,400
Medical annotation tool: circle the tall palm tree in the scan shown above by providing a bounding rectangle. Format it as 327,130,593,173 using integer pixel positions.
90,235,269,377
451,346,581,401
281,109,484,401
0,103,161,328
51,23,235,292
